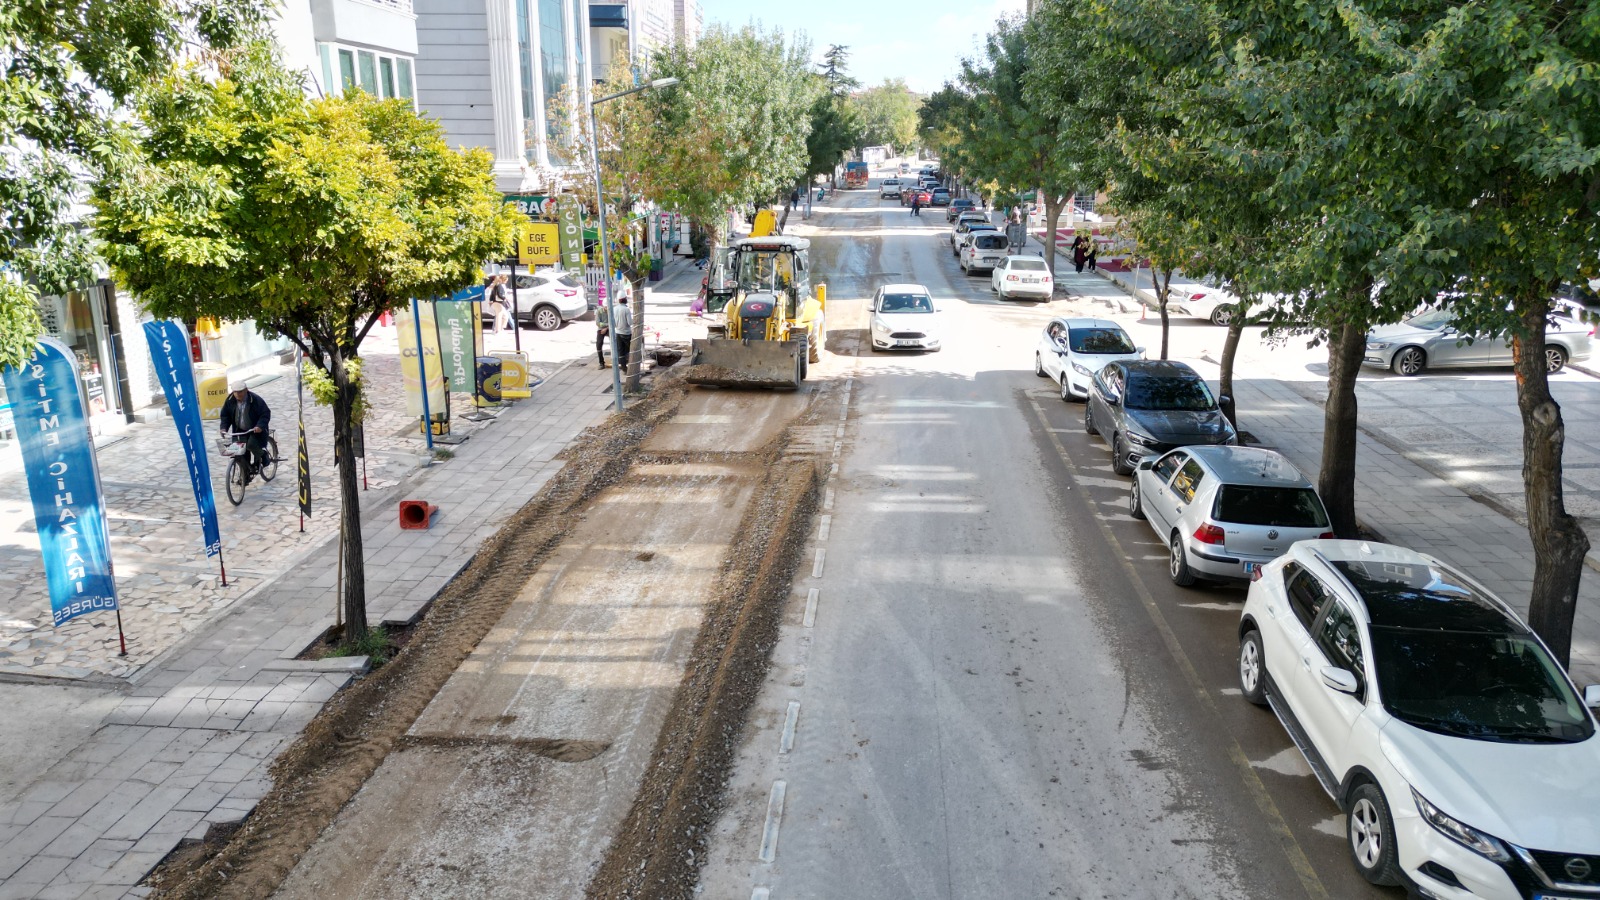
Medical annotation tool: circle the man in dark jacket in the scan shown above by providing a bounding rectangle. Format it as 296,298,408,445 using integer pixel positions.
219,379,272,481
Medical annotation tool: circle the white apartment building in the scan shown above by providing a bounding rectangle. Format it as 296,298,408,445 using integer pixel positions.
588,0,697,82
412,0,593,192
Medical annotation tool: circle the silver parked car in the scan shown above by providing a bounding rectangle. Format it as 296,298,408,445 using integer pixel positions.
1131,445,1332,586
1364,307,1594,375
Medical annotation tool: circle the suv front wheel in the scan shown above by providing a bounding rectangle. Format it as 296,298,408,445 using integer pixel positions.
1347,783,1403,886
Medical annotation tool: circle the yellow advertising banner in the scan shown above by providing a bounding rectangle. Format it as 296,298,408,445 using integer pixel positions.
518,223,560,266
394,302,447,421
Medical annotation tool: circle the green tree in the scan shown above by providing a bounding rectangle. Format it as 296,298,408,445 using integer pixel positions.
0,0,270,369
848,79,921,152
806,46,862,183
94,47,519,644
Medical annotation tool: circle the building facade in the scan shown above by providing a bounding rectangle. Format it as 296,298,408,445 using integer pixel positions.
412,0,592,192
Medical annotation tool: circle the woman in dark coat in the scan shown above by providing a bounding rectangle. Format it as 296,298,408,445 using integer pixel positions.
1072,234,1090,273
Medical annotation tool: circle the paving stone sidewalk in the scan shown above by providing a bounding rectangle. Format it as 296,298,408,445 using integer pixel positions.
0,359,620,900
1064,266,1600,686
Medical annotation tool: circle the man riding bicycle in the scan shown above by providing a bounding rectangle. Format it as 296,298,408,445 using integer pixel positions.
220,379,272,483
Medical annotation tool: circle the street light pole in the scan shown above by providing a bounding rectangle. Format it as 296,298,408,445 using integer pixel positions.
589,76,679,413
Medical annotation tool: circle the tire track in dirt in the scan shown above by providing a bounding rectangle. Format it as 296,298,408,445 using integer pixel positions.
149,380,693,900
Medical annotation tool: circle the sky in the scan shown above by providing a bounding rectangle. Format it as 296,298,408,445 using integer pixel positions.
695,0,1027,95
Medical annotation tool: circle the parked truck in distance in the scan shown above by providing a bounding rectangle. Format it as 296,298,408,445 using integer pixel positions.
844,161,869,188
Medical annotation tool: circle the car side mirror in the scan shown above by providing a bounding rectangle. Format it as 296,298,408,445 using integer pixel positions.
1321,667,1361,695
1134,346,1145,356
1585,684,1600,709
1137,459,1154,471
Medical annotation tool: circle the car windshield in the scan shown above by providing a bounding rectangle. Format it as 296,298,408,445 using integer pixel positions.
1213,486,1328,527
1332,560,1595,743
879,293,933,313
1068,327,1136,354
1370,629,1593,743
1405,309,1456,331
1012,259,1048,272
1124,375,1216,411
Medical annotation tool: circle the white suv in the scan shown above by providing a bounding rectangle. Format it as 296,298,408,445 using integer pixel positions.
880,179,902,199
1239,540,1600,900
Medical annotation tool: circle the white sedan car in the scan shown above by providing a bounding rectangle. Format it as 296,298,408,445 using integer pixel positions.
1034,317,1143,400
1167,282,1265,326
1239,540,1600,900
868,283,942,352
991,256,1053,300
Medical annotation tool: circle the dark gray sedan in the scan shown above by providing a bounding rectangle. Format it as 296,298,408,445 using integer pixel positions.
1084,360,1238,475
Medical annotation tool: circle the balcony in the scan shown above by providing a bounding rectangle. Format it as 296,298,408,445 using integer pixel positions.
311,0,419,55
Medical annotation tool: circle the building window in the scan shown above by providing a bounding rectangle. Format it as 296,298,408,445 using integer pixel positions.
397,58,414,100
517,0,537,162
339,49,357,93
539,0,569,164
570,0,585,102
358,51,379,95
319,43,335,98
380,57,396,98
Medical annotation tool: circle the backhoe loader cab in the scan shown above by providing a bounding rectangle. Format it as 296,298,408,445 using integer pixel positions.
687,236,826,389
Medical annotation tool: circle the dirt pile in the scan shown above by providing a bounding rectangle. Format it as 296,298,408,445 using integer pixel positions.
147,379,691,900
682,363,800,389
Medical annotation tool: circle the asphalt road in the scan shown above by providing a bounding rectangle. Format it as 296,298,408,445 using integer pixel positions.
696,176,1407,899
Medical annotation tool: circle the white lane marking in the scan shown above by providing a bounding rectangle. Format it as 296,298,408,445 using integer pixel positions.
674,414,735,424
758,780,787,863
836,424,846,438
1251,747,1315,778
1179,601,1244,611
752,888,771,900
812,548,826,578
833,440,843,458
803,588,819,627
1219,687,1243,696
779,700,800,754
824,488,835,510
830,462,839,476
818,514,832,540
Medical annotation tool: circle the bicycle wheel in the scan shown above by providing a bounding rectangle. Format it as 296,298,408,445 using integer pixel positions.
226,459,245,505
260,437,279,482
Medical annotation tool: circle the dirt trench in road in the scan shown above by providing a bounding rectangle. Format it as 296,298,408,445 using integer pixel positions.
147,371,833,900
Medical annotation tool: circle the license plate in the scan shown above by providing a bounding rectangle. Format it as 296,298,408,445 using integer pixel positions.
896,340,919,347
1024,277,1039,283
1244,562,1262,579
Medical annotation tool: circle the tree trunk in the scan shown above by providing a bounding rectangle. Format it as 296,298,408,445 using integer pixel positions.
329,347,368,643
1155,266,1174,360
1218,312,1247,429
1512,300,1589,665
1320,318,1366,539
1041,194,1067,279
626,273,646,392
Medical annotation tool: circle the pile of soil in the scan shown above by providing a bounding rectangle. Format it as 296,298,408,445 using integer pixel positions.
146,378,693,900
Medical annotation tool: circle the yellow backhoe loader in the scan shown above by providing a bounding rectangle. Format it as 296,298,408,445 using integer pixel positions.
686,236,826,389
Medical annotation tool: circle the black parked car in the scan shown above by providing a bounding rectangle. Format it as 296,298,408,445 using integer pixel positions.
945,198,977,221
1084,360,1237,475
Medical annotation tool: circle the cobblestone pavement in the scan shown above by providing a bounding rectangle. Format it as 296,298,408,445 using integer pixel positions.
1064,267,1600,685
0,256,712,899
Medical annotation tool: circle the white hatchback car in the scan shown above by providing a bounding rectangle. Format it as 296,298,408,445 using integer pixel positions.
483,266,590,331
1034,317,1143,400
991,256,1053,300
1168,283,1265,326
868,283,942,352
1239,540,1600,900
959,231,1010,274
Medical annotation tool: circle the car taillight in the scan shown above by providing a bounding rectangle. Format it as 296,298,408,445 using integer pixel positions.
1193,523,1225,545
557,289,577,297
1318,531,1335,539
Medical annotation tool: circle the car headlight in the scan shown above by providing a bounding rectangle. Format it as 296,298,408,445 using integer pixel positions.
1125,431,1160,448
1412,789,1510,863
1071,362,1094,376
1366,341,1390,351
872,318,889,333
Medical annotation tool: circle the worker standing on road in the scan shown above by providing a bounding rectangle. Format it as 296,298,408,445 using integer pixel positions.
910,193,922,218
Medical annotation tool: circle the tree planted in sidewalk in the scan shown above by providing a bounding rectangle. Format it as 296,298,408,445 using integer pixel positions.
0,0,271,369
94,46,518,644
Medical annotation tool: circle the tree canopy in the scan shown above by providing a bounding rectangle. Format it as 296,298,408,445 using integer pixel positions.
848,79,920,153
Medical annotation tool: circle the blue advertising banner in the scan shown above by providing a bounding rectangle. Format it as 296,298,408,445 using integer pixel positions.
143,320,222,558
1,338,120,626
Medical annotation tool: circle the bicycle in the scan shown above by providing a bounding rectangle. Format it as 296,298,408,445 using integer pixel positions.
218,428,280,506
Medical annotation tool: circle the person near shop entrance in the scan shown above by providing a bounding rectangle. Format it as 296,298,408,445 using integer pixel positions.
219,379,272,482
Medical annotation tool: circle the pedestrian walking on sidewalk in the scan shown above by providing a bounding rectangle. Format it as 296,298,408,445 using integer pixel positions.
1072,235,1090,274
1086,240,1098,272
486,275,511,333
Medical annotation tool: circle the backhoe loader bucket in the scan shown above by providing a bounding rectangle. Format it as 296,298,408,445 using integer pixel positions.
684,338,805,389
